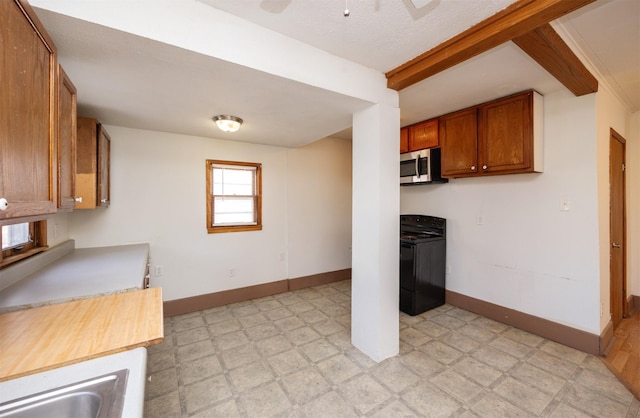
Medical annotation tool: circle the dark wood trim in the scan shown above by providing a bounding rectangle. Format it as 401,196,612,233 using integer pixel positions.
600,319,615,357
512,23,598,96
164,280,289,317
385,0,595,91
446,290,600,355
163,269,352,317
629,295,640,315
288,268,351,291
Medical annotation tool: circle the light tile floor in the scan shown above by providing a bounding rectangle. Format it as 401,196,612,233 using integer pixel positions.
144,280,640,417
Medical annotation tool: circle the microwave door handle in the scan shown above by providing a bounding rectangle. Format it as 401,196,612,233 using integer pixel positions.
415,156,420,177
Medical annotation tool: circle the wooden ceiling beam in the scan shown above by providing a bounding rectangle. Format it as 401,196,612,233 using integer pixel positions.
513,23,598,96
386,0,596,91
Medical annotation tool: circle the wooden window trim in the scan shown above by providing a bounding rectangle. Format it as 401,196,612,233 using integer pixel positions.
0,220,48,268
206,159,262,234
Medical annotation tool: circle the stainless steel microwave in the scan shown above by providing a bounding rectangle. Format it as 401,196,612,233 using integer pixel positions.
400,148,448,185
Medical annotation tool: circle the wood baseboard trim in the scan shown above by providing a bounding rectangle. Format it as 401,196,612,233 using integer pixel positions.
599,320,616,357
445,290,600,355
288,268,351,291
629,294,639,315
163,269,352,317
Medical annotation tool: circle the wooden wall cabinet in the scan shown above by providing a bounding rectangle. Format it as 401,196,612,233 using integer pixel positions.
408,118,439,150
57,65,77,212
0,0,58,221
401,118,439,154
76,117,111,209
441,90,543,178
400,127,409,153
439,108,478,178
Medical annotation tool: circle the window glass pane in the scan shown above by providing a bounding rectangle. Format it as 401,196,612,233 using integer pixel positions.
213,167,255,195
214,197,255,224
2,223,31,250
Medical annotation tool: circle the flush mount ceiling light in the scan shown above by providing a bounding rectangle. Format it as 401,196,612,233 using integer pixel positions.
212,115,243,133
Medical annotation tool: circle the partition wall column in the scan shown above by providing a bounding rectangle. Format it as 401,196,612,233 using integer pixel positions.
351,103,400,361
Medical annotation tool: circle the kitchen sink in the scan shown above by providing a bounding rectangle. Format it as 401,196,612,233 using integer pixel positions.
0,369,128,418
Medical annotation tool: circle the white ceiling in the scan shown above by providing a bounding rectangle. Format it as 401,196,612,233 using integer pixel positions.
32,0,639,148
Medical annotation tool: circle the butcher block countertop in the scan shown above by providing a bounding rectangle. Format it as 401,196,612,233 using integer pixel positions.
0,287,163,382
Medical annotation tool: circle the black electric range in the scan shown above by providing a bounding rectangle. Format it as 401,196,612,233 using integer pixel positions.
400,215,446,315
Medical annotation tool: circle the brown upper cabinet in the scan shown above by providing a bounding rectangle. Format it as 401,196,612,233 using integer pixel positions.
400,118,439,154
440,90,543,178
408,118,439,151
0,0,58,221
400,127,409,154
76,117,111,209
57,65,77,212
439,108,478,178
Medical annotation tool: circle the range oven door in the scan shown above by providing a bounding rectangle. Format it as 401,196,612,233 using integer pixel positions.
400,150,431,184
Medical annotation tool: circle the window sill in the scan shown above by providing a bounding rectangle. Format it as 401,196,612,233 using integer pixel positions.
208,225,262,234
1,247,48,269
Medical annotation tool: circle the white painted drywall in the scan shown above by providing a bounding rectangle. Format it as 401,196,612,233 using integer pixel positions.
287,137,353,279
401,90,602,334
351,103,400,361
68,126,352,301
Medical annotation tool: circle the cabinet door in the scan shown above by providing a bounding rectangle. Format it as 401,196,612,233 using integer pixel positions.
57,66,77,211
408,119,438,151
75,117,98,209
400,127,409,154
97,125,111,207
478,91,533,174
439,108,478,178
0,0,57,220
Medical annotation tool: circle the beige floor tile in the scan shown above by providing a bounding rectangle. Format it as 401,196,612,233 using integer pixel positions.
178,354,223,386
237,381,292,417
145,281,636,417
401,382,461,417
338,374,393,415
493,376,555,415
280,367,331,404
300,390,359,418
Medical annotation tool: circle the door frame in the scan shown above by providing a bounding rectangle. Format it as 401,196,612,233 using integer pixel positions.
609,128,627,326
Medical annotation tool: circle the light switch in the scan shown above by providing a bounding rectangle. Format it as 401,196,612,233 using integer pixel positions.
561,197,571,211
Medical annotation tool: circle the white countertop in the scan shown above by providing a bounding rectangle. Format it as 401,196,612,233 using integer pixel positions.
0,243,149,312
0,347,148,418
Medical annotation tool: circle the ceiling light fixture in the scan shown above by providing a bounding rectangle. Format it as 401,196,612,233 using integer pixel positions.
212,115,243,133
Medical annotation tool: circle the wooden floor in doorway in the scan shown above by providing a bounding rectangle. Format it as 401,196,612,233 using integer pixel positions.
601,310,640,400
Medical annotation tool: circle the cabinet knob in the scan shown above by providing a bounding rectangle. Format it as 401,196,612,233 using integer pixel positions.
101,199,107,203
75,197,83,203
0,198,8,211
470,165,476,171
482,165,487,170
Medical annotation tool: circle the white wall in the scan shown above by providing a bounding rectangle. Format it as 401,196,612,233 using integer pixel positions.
68,125,352,301
287,137,352,279
401,90,602,334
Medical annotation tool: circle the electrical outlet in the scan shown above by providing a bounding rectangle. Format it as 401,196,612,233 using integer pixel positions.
228,268,236,278
476,215,484,225
154,265,163,277
560,196,571,211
